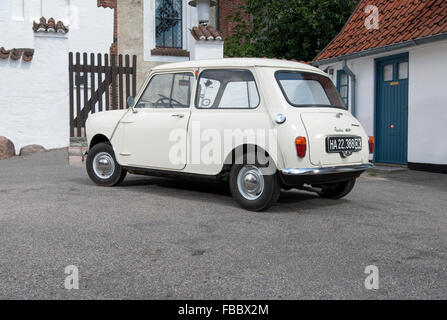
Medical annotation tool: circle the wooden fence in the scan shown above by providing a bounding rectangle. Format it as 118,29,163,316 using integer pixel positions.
69,52,137,137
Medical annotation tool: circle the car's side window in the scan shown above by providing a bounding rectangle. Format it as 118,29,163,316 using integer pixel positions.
196,69,260,109
197,77,221,108
136,72,194,109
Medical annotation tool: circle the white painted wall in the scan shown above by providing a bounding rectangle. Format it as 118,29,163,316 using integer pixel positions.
188,38,223,61
317,40,447,165
0,35,69,151
0,0,113,153
408,41,447,165
68,0,114,55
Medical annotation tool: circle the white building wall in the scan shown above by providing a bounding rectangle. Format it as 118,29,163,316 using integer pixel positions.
0,0,113,153
68,0,113,55
0,36,69,151
408,41,447,165
188,39,223,61
317,40,447,165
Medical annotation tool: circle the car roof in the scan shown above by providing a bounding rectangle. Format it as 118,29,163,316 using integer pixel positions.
151,58,327,76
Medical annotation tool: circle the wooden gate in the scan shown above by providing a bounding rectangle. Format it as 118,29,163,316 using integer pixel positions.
69,52,137,137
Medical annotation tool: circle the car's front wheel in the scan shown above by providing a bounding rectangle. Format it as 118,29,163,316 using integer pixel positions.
86,142,127,186
317,179,356,199
229,161,281,211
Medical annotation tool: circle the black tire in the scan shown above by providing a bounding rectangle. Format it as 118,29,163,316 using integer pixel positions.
318,179,356,199
229,158,281,211
86,142,127,186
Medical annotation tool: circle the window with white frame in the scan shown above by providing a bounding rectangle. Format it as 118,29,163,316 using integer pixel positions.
155,0,182,48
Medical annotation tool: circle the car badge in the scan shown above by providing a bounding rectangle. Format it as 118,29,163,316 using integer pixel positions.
340,151,353,158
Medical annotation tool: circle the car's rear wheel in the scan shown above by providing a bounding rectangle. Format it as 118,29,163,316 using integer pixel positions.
229,160,281,211
86,142,127,186
317,179,356,199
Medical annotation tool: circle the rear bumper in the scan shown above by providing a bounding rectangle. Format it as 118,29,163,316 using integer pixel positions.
280,163,373,186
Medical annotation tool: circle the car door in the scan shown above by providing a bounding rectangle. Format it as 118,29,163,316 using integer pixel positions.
113,71,194,170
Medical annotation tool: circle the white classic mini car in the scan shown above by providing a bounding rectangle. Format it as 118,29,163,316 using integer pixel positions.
85,58,373,211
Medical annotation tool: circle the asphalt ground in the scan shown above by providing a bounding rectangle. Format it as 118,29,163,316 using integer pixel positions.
0,149,446,299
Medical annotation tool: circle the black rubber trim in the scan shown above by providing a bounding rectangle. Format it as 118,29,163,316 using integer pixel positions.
280,171,364,187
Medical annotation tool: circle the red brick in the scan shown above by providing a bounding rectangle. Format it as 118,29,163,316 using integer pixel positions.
218,0,249,39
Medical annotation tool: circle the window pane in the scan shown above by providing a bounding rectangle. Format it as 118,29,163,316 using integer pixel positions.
164,26,173,47
173,20,182,48
399,62,408,79
247,81,260,108
137,74,174,108
155,0,182,48
171,73,194,108
383,64,393,81
220,81,259,109
197,78,221,108
283,79,330,105
276,72,345,108
340,86,348,99
155,17,163,47
196,70,260,109
340,73,348,86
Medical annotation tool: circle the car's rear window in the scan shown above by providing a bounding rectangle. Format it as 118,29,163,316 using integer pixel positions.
275,71,346,109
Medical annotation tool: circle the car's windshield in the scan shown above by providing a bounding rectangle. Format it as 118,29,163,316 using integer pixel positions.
275,71,346,109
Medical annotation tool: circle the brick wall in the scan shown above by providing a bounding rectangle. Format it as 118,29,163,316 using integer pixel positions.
218,0,248,40
97,0,118,108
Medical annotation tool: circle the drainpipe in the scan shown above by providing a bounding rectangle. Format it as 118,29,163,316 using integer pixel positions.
342,60,356,117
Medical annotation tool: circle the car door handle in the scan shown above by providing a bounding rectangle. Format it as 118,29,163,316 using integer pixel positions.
171,114,184,119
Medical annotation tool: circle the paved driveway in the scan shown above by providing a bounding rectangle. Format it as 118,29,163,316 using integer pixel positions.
0,150,446,299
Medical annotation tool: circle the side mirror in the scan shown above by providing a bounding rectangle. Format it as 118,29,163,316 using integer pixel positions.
127,96,135,108
127,96,137,113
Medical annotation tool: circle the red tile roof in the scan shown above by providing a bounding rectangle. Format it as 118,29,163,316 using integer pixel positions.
191,25,223,41
0,47,34,62
314,0,447,62
33,17,69,34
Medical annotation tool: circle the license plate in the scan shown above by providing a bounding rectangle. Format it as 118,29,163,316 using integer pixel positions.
326,136,362,153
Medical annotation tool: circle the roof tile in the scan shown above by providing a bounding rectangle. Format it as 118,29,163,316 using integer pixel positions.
0,47,34,62
33,17,69,34
315,0,447,61
191,25,223,41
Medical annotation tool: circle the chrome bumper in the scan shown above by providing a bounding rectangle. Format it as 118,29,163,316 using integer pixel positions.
281,163,374,176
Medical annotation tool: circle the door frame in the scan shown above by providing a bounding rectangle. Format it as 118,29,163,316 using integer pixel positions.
374,52,409,164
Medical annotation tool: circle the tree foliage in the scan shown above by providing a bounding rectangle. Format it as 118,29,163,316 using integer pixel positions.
224,0,359,62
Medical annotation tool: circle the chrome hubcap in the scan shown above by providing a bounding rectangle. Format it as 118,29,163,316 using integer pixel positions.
237,165,265,200
93,152,115,179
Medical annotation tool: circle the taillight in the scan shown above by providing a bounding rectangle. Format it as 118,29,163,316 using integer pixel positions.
295,136,307,158
368,136,375,154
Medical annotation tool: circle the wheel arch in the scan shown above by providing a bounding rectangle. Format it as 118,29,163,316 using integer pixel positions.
221,143,283,174
89,134,110,150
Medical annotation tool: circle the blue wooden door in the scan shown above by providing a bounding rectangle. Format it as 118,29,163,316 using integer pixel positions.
375,54,409,164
